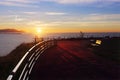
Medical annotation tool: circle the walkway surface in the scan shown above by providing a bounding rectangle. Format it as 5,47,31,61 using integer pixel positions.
29,40,120,80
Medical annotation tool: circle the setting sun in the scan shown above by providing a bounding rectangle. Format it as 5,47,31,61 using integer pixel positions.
35,27,44,37
36,27,42,33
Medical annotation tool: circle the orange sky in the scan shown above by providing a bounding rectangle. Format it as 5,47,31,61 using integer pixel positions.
0,21,120,34
0,0,120,34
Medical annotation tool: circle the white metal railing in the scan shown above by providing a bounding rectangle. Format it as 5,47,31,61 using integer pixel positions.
7,40,56,80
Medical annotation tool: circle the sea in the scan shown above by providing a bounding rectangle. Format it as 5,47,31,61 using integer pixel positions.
0,32,120,56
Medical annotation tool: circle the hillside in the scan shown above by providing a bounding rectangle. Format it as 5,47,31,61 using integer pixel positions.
0,29,24,34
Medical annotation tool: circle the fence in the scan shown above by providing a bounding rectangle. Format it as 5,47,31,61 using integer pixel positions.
7,40,56,80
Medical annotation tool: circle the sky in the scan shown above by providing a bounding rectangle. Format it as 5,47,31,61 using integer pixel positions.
0,0,120,33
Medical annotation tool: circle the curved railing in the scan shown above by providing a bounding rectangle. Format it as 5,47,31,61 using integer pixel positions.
7,40,56,80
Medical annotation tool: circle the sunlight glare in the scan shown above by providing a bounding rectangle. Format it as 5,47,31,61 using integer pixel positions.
36,27,42,33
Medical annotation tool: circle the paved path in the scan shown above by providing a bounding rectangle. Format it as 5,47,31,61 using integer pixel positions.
29,40,120,80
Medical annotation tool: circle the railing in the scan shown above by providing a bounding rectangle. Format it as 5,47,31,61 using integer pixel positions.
7,40,56,80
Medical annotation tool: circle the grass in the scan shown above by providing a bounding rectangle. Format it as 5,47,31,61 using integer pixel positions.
0,42,34,80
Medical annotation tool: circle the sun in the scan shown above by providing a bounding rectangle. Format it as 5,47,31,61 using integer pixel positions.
36,27,42,33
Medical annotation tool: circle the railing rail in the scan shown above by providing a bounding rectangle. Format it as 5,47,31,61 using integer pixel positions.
7,40,56,80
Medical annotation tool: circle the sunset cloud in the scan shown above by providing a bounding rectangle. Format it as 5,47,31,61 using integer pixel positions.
45,12,67,16
0,0,120,7
5,0,32,3
0,0,120,33
81,14,120,21
23,12,38,15
0,0,38,7
49,0,96,4
43,0,120,4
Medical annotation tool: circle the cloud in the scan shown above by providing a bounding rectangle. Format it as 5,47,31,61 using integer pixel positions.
52,0,96,4
27,21,54,27
43,0,120,4
14,15,26,22
0,0,38,7
0,14,27,24
23,12,38,15
81,14,120,21
45,12,67,16
5,0,32,3
0,0,120,7
44,13,120,22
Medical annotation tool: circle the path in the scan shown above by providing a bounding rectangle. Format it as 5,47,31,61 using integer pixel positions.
29,40,120,80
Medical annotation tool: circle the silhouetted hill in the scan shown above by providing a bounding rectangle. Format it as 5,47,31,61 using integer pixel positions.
0,29,24,34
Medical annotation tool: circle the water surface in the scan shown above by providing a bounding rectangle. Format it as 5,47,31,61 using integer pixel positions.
0,33,34,56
